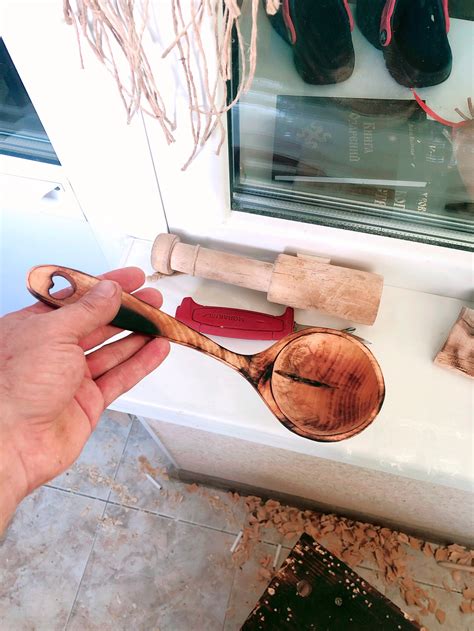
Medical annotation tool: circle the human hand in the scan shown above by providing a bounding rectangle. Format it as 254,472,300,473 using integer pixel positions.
0,267,169,530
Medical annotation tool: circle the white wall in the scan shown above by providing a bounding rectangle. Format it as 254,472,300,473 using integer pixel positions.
0,209,108,315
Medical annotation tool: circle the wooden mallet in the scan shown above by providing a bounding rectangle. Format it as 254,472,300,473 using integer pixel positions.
151,233,384,325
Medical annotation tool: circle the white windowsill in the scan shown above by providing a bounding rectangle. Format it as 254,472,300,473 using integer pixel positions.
110,238,474,495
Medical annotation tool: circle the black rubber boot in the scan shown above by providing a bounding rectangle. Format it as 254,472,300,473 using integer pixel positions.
356,0,452,87
266,0,355,85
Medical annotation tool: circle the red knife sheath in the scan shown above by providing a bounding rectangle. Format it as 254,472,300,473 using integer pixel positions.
175,298,294,340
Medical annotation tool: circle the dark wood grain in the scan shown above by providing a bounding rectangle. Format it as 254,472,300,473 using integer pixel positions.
434,306,474,378
242,533,422,631
27,265,385,443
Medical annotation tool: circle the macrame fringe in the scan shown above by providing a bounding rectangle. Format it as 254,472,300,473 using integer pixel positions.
63,0,280,169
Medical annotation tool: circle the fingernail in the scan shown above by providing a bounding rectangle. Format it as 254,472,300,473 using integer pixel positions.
92,280,118,298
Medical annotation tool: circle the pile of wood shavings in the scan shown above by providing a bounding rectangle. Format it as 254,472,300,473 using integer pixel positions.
226,494,474,628
132,458,472,627
99,515,124,530
77,464,138,505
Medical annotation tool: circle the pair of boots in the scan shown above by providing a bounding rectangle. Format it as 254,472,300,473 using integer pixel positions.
267,0,452,88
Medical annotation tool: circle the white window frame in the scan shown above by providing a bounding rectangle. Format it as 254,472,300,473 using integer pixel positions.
2,0,472,298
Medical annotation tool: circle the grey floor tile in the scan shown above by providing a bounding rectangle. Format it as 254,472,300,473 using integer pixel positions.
244,519,298,548
0,486,105,631
402,544,470,594
224,541,286,631
66,504,236,631
50,410,133,500
361,558,474,629
353,538,469,594
385,580,473,631
111,419,246,532
356,567,390,595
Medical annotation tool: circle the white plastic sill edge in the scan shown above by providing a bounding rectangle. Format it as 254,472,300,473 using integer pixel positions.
109,238,474,496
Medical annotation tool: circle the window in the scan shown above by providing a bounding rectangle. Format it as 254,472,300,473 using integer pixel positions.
0,39,59,165
229,1,474,250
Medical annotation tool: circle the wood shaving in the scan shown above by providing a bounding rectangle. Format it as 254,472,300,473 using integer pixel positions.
138,455,169,480
460,600,471,614
404,590,416,607
259,555,272,569
435,608,446,624
227,492,241,504
409,537,423,551
462,586,474,599
427,597,437,614
435,547,449,562
441,577,452,592
257,567,273,582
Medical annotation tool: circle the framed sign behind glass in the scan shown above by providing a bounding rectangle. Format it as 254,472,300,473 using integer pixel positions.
229,1,474,250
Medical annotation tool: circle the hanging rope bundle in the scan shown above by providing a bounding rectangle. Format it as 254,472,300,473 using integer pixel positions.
63,0,279,168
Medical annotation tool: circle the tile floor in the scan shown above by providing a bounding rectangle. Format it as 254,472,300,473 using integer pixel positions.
0,411,472,631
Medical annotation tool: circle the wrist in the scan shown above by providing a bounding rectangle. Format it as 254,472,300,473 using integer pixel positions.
0,437,27,534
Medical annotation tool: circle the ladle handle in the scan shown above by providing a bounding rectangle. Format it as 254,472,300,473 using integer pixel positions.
26,265,249,372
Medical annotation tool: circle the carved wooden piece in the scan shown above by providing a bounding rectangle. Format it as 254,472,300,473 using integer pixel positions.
268,254,383,325
434,307,474,378
151,234,383,325
27,266,385,443
242,533,422,630
170,241,273,292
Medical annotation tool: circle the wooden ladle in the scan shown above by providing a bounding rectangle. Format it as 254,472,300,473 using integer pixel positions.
27,265,385,442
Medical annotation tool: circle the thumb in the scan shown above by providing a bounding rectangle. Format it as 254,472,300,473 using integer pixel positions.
52,280,122,340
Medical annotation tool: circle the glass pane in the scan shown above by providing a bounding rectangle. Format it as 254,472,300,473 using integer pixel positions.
229,1,474,250
0,38,60,165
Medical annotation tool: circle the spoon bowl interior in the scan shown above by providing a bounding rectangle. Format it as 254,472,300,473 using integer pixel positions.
264,330,384,441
